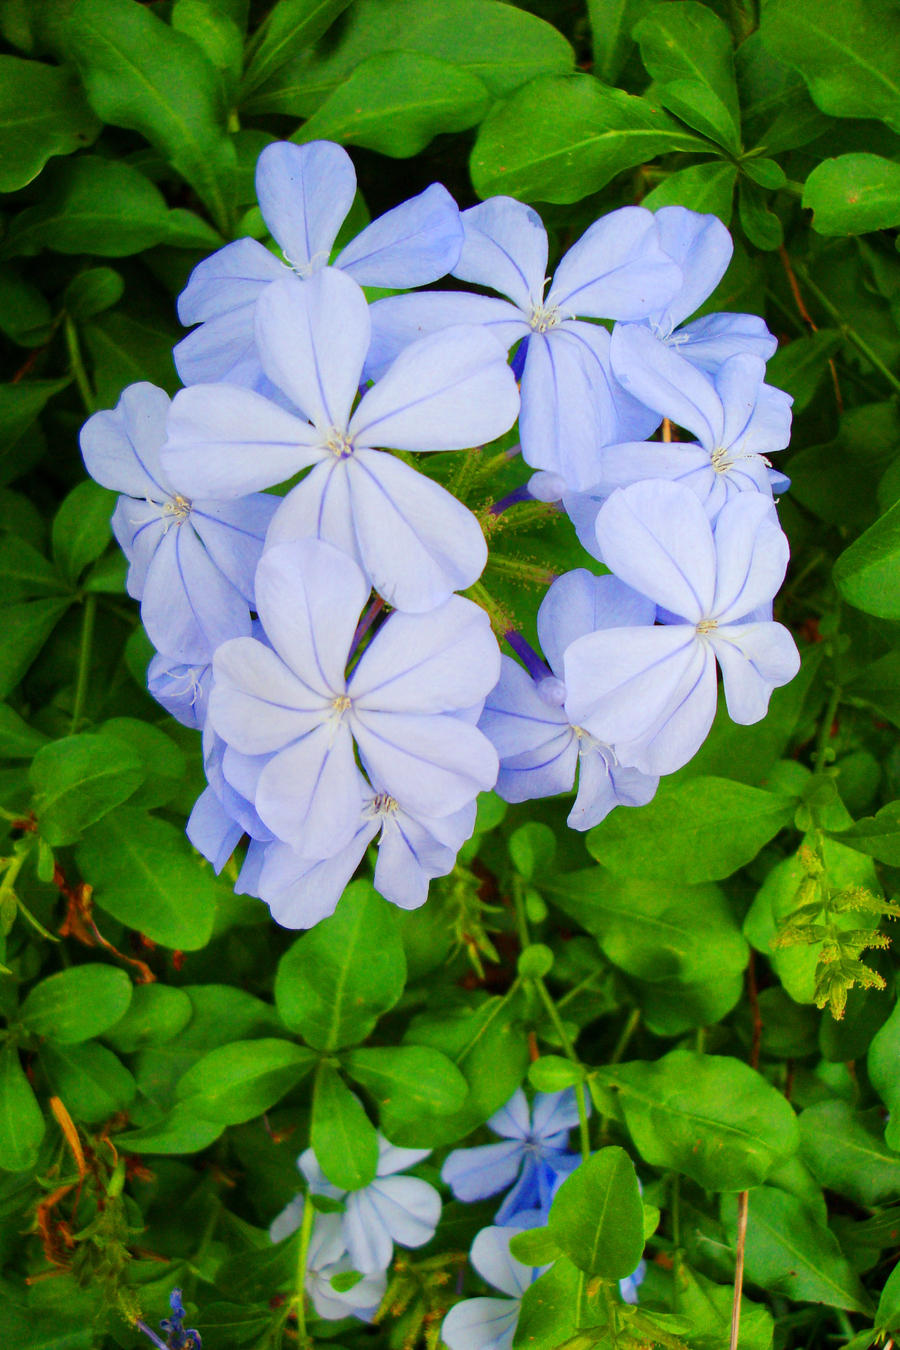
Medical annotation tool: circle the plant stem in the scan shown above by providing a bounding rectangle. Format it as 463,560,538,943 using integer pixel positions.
729,1190,749,1350
64,315,96,414
294,1195,315,1348
815,680,842,773
793,263,900,396
71,594,97,733
534,978,590,1161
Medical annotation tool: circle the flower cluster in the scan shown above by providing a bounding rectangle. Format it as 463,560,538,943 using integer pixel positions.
269,1135,442,1323
79,138,799,928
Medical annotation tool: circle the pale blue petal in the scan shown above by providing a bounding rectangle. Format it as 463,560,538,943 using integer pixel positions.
615,638,718,776
442,1140,526,1200
141,522,251,663
731,380,793,457
375,1138,432,1177
173,305,263,388
147,654,211,729
349,326,519,452
203,725,272,841
112,498,165,598
345,448,488,611
548,207,681,320
673,311,778,372
269,1195,304,1245
488,1089,531,1140
562,320,661,444
453,196,547,311
538,570,656,674
191,494,279,603
495,732,578,805
235,839,267,896
211,637,329,754
256,140,355,270
254,539,368,696
609,323,723,450
471,1225,535,1298
365,292,526,382
344,1176,440,1272
352,709,499,816
256,269,369,429
715,353,767,449
178,237,285,325
712,622,800,723
255,720,360,854
309,1262,386,1323
711,492,790,623
351,595,499,714
650,207,732,333
186,786,243,872
164,383,324,498
530,1089,582,1139
518,330,609,488
441,1296,520,1350
561,485,606,559
574,749,657,828
80,382,171,498
256,823,375,929
337,182,462,286
266,460,363,570
595,481,716,622
374,807,461,909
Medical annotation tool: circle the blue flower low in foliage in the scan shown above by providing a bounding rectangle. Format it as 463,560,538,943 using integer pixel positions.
137,1289,201,1350
442,1089,584,1223
441,1225,549,1350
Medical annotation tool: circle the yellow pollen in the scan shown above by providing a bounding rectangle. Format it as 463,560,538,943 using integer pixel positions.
571,724,586,740
710,446,732,474
373,792,400,816
529,302,561,333
164,493,192,521
332,694,352,713
325,428,354,458
696,619,718,635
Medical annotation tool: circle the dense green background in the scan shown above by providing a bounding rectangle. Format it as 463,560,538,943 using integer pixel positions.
2,0,900,1346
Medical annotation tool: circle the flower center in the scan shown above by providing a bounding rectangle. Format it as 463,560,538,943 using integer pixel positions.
283,249,330,278
325,428,354,459
371,792,400,818
529,301,561,333
710,446,733,474
331,694,352,714
696,619,718,635
163,493,192,525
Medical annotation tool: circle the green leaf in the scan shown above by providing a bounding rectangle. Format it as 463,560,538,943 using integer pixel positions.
634,2,740,153
0,703,49,759
738,177,783,250
83,309,178,404
868,1000,900,1151
736,30,832,154
587,0,655,85
766,330,843,413
877,1261,900,1334
103,983,193,1054
514,1256,580,1350
673,1263,774,1350
723,1186,871,1312
0,378,71,467
758,0,900,134
66,0,236,231
835,496,900,619
76,806,219,951
311,1062,379,1190
585,776,794,883
100,717,187,810
804,154,900,235
344,1044,468,1129
176,1038,316,1125
3,157,171,258
191,1304,272,1347
0,267,53,347
641,160,737,222
19,964,133,1045
0,54,100,192
0,1043,44,1172
274,880,406,1050
241,0,353,96
113,1100,224,1155
598,1049,799,1190
0,598,72,697
63,268,124,322
529,1056,584,1094
799,1101,900,1206
30,733,144,846
508,822,556,881
548,1146,644,1280
0,535,67,603
471,73,709,204
829,800,900,865
39,1041,135,1122
507,1226,562,1266
245,0,573,115
296,50,489,157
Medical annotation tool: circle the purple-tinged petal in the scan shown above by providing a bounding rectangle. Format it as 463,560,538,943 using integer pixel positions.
256,140,355,271
548,208,681,320
472,1225,536,1299
480,657,570,761
595,481,716,622
518,330,609,489
80,382,172,499
190,494,279,603
350,326,520,453
352,709,498,816
236,839,267,897
712,622,800,723
538,571,655,675
374,807,459,909
345,448,488,611
351,595,498,714
112,498,165,599
715,353,767,449
673,311,778,373
256,824,375,930
650,207,732,333
266,460,363,570
211,637,329,754
254,540,367,696
204,726,272,842
186,786,243,872
255,719,360,855
530,1089,582,1139
610,324,724,450
376,1138,433,1177
575,749,657,828
177,237,285,325
711,492,789,623
613,638,718,776
453,196,548,311
141,522,251,664
496,733,579,806
256,269,369,430
564,624,702,750
173,305,262,388
147,654,211,729
731,380,792,457
365,291,527,382
563,321,662,444
337,182,462,287
164,383,324,498
488,1089,531,1140
346,1175,441,1270
441,1295,520,1350
442,1140,526,1201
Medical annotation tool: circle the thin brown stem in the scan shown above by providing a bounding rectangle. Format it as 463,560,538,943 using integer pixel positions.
729,1189,749,1350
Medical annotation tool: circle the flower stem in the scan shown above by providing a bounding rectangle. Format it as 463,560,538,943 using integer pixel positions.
64,315,96,414
793,262,900,396
534,978,590,1162
294,1195,315,1348
71,594,97,733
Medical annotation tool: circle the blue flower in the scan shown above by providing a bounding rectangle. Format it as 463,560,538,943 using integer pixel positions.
174,139,462,387
269,1206,388,1322
164,267,520,613
79,382,277,664
441,1224,549,1350
563,480,801,777
158,1288,201,1349
480,571,658,830
442,1090,584,1224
